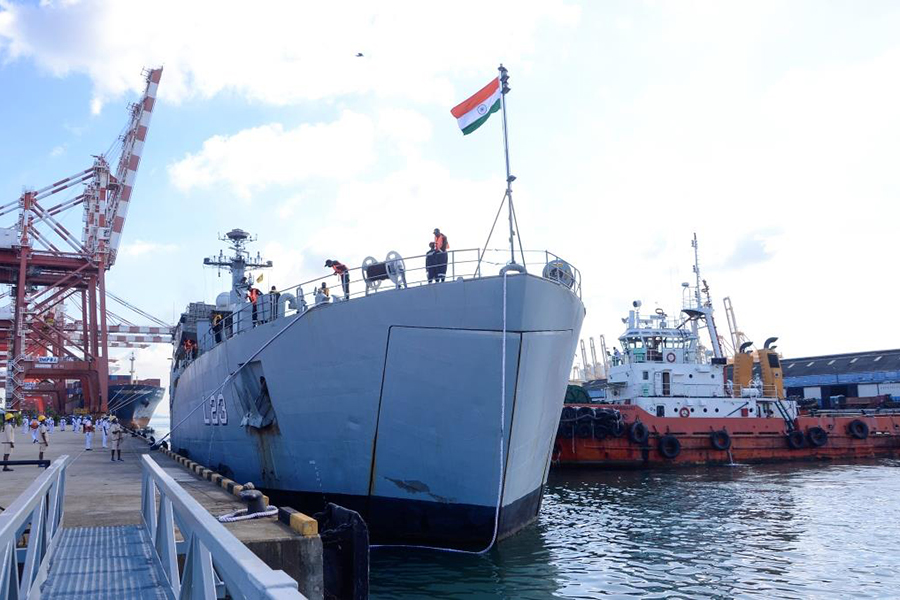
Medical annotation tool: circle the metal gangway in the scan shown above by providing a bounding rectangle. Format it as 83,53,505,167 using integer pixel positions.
0,455,306,599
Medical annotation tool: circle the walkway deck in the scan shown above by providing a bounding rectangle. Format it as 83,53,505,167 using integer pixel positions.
41,525,174,600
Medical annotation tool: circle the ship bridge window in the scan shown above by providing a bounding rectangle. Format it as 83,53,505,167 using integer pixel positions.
874,356,882,362
806,361,815,367
827,360,836,365
850,358,859,364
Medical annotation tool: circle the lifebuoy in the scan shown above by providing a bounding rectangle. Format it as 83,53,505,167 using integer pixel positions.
658,434,681,459
679,407,690,418
666,352,676,363
848,419,869,440
710,430,731,451
807,426,828,447
629,421,650,444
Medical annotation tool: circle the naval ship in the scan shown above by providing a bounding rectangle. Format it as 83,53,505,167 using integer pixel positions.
66,356,165,429
168,229,584,549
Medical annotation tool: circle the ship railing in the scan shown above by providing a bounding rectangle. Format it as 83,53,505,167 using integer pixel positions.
194,247,580,354
629,380,784,401
0,455,68,599
140,455,305,599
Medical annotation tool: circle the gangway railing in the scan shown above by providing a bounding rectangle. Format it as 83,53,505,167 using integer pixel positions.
0,454,68,599
140,455,305,599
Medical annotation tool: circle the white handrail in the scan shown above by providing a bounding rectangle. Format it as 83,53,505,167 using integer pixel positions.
0,455,68,599
140,455,305,599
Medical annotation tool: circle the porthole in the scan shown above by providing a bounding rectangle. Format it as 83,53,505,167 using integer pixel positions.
689,374,693,379
715,408,719,413
703,408,708,413
690,408,695,413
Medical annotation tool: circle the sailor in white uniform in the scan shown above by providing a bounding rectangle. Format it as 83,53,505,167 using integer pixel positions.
101,417,110,448
83,418,94,450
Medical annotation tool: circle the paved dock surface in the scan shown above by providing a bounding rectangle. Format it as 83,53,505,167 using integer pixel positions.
0,425,323,599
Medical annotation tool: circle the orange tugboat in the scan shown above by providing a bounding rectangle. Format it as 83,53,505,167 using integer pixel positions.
555,236,900,467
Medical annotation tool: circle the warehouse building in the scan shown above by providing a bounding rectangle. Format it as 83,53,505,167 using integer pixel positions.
782,349,900,401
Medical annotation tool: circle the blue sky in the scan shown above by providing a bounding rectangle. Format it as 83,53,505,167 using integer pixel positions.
2,1,899,405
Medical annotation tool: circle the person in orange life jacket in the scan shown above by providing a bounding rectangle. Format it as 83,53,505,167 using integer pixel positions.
324,260,350,300
248,285,261,325
433,228,449,252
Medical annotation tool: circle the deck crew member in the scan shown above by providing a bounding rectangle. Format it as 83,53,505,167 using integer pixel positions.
270,286,281,321
248,285,261,325
83,417,94,451
37,416,49,464
324,260,350,301
2,413,15,471
425,242,439,283
30,418,39,443
315,282,330,305
110,416,124,462
212,313,224,343
433,228,449,252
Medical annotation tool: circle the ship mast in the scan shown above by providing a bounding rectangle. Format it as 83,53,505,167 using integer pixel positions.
689,234,724,359
203,229,272,305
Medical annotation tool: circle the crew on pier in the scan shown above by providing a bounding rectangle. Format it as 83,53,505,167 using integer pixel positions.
37,416,49,463
110,416,124,462
83,417,94,451
2,412,14,471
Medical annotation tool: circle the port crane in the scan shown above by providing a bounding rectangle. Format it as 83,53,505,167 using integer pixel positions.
0,68,166,414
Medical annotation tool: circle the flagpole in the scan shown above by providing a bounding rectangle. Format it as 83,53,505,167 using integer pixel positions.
498,64,516,266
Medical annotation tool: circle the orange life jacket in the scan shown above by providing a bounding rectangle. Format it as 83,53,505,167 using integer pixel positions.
434,233,448,252
248,288,260,303
331,262,348,275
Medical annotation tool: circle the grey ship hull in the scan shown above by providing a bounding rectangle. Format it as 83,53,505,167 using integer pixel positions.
170,273,584,548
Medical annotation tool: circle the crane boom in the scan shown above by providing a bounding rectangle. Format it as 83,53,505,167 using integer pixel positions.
107,67,163,266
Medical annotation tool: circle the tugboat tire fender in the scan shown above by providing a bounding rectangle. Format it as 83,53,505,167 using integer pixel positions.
807,426,828,447
710,429,731,451
848,419,869,440
629,421,650,445
658,434,681,459
786,430,807,449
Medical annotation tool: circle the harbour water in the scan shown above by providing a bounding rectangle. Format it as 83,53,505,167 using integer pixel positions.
371,460,900,599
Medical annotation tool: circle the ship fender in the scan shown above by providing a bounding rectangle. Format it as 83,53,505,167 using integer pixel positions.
848,419,869,440
658,434,681,459
807,426,828,448
576,422,594,439
710,430,731,451
786,430,807,449
629,421,650,445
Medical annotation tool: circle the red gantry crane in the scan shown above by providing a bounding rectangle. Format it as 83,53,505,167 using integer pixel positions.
0,67,166,414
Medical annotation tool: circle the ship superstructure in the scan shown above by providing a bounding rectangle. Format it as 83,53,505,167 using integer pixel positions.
168,229,585,549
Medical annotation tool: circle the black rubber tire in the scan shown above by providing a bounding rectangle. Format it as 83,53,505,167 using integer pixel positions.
576,406,595,421
629,421,650,445
658,434,681,459
611,420,626,437
807,426,828,448
848,419,869,440
576,422,594,439
710,430,731,451
560,406,577,422
592,424,610,440
558,423,575,439
786,430,807,449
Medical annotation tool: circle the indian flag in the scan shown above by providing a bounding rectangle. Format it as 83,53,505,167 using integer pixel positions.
451,77,502,135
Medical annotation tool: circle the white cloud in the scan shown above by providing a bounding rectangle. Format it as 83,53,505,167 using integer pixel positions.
167,110,376,198
49,144,65,157
119,239,177,257
0,0,580,112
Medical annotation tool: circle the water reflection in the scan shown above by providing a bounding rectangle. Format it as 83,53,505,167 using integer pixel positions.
372,460,900,599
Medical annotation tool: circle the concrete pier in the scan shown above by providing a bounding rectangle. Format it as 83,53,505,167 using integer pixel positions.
0,425,324,600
